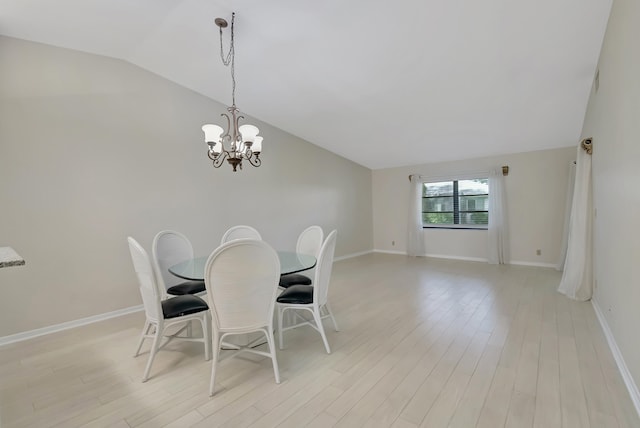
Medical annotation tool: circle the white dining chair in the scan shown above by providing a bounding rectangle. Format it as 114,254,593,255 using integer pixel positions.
279,225,323,289
152,230,206,298
205,239,281,396
127,237,211,382
220,225,262,244
276,230,339,354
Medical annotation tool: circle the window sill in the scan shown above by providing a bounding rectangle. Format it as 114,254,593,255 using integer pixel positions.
423,226,488,231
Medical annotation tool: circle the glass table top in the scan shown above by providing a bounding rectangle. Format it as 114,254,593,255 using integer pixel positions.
168,251,316,281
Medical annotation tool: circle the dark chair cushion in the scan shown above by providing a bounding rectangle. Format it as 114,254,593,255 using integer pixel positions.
162,294,209,319
279,273,312,288
167,280,206,296
276,284,314,304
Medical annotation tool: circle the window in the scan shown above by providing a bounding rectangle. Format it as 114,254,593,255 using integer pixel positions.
422,178,489,228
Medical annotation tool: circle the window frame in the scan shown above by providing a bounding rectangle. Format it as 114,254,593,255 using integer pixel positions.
421,178,489,230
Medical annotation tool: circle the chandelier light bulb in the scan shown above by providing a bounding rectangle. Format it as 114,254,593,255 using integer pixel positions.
202,124,224,154
202,124,224,144
239,124,260,143
252,136,263,154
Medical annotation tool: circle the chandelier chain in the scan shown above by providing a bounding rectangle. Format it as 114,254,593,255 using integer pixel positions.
218,12,236,107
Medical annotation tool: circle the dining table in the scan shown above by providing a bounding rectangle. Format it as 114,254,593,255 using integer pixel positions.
168,251,316,282
168,251,316,349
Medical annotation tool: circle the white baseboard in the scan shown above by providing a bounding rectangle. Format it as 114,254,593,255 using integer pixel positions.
509,260,559,269
592,299,640,418
425,253,487,263
374,250,487,263
334,249,374,262
373,249,407,256
0,305,144,347
373,250,558,267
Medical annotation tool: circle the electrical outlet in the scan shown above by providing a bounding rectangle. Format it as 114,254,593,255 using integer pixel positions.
536,249,541,256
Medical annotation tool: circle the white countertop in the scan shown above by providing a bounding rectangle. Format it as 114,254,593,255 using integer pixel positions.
0,247,25,268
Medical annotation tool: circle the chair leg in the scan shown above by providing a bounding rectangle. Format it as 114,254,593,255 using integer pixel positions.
264,328,280,384
277,305,284,350
142,324,161,382
202,314,211,361
285,308,295,328
325,302,339,332
312,307,331,354
134,320,151,357
209,330,220,396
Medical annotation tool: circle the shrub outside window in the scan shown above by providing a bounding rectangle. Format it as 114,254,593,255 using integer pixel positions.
422,178,489,228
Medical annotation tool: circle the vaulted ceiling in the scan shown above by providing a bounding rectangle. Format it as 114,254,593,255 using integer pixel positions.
1,0,612,169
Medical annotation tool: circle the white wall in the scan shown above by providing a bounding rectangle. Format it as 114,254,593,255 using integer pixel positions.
372,147,575,265
0,37,373,337
581,0,640,393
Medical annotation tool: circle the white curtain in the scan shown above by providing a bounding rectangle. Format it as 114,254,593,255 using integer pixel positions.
558,146,593,301
557,161,577,271
488,169,509,264
407,174,426,256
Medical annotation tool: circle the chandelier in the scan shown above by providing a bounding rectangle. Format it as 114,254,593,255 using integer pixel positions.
202,13,262,172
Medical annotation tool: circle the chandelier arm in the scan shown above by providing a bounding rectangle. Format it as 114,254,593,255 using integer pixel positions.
220,113,232,140
245,152,261,167
211,151,228,168
230,108,240,142
233,113,244,146
208,149,221,162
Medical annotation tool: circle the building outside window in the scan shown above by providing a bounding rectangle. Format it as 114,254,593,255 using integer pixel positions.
422,178,489,228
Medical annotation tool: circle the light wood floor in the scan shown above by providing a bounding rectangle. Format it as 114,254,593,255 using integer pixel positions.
1,253,639,428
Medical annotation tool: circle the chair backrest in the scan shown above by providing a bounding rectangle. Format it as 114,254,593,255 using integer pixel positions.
127,237,163,322
313,230,337,306
220,225,262,244
296,225,324,257
204,239,280,331
152,230,195,294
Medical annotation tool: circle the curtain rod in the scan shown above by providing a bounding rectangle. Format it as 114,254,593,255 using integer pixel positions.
408,165,509,181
